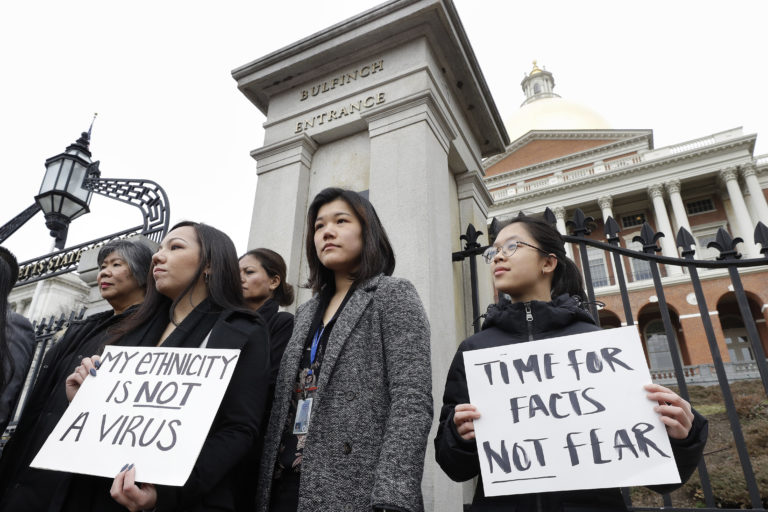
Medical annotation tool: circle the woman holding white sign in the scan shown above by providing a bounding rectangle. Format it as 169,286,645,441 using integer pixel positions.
61,222,271,512
434,215,708,511
256,188,433,512
0,240,153,512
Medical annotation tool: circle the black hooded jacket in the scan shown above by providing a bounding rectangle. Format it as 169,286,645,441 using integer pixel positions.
434,295,708,512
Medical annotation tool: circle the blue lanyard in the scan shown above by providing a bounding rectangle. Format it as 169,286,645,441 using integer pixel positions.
307,324,325,376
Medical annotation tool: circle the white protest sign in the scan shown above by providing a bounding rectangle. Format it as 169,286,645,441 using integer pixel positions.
463,326,680,497
32,345,240,486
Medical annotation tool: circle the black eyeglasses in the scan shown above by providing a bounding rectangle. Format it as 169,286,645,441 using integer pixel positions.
482,239,552,264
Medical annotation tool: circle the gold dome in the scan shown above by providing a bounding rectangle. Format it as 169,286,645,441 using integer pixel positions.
504,96,611,142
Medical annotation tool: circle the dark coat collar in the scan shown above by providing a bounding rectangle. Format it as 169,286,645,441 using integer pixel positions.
482,294,596,336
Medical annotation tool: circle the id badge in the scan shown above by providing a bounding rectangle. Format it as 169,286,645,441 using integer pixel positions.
293,397,314,435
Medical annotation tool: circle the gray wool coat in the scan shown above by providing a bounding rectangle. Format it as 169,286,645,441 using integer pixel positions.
256,275,433,512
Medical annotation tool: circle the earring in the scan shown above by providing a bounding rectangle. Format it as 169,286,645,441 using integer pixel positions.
204,272,210,283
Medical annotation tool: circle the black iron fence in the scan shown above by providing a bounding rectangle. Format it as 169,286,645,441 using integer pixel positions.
453,208,768,511
0,308,86,453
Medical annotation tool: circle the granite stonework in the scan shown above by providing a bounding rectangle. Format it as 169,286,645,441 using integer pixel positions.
232,1,507,509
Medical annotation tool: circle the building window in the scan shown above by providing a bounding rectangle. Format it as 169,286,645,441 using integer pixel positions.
644,320,679,369
533,83,541,94
720,315,755,362
628,240,652,281
692,222,727,260
622,213,646,229
695,234,719,260
586,246,610,288
686,198,715,215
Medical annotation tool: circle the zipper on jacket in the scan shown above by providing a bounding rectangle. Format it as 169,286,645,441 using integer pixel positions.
524,302,534,341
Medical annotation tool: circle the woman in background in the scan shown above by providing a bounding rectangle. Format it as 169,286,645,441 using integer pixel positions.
434,215,708,512
257,188,433,512
240,248,294,382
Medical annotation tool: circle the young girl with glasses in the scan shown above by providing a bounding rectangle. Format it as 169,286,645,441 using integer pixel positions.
434,215,708,512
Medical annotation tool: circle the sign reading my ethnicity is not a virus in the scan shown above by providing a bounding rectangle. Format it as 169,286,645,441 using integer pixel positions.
463,326,681,497
31,346,240,486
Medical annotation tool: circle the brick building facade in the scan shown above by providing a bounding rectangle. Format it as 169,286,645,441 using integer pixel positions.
484,63,768,380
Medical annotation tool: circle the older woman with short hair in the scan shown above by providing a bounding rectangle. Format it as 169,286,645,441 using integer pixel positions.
0,239,154,512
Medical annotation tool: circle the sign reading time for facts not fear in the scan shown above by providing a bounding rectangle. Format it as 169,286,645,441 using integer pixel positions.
463,326,680,497
32,346,240,486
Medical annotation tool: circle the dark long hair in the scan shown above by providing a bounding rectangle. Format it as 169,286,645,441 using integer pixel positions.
109,221,252,343
240,248,295,307
0,248,18,388
305,188,395,293
498,216,587,303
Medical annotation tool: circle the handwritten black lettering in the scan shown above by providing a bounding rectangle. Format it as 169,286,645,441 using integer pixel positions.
60,412,88,442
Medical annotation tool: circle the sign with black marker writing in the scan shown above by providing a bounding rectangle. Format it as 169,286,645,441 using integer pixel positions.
463,326,680,497
31,346,240,486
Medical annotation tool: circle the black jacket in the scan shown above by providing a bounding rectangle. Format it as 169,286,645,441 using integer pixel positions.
0,308,125,511
255,298,294,385
0,311,35,436
434,295,708,512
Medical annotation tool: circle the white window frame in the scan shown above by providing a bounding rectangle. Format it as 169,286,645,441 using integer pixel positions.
691,220,728,261
622,233,652,282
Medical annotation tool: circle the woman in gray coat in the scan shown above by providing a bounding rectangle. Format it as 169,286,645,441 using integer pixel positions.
257,188,433,512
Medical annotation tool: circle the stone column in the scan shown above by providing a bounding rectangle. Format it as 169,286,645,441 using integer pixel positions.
364,94,462,512
665,179,694,252
648,184,683,274
720,167,757,257
597,195,613,221
553,206,574,261
596,196,617,284
248,134,318,312
742,165,768,225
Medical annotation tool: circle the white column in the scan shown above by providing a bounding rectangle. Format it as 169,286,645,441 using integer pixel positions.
648,184,683,275
596,195,617,284
721,167,757,257
597,195,614,221
665,179,694,252
742,165,768,225
553,206,574,261
248,134,317,312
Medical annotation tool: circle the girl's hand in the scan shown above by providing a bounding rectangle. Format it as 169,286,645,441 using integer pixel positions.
644,383,694,440
454,403,481,441
65,355,101,402
110,464,157,512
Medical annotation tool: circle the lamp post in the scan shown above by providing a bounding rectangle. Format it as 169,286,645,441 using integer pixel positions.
35,130,97,249
0,121,170,289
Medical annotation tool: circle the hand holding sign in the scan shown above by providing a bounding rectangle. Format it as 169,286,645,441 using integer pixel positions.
110,465,157,512
454,404,481,441
644,383,694,439
463,326,682,497
65,355,102,402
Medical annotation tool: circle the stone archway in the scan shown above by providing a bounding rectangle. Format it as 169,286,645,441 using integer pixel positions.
637,303,688,369
598,309,622,329
716,291,768,362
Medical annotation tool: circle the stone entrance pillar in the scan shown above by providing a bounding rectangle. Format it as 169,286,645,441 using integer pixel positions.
232,2,507,510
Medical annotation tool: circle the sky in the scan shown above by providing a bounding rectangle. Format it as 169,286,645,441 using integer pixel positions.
1,0,766,263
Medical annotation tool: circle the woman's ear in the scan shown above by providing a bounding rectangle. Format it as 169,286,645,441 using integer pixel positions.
269,275,281,292
542,254,558,276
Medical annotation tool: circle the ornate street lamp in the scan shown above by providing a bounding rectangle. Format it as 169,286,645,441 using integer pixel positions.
0,120,170,286
35,129,97,249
